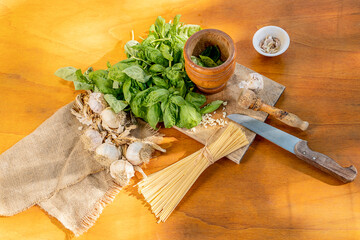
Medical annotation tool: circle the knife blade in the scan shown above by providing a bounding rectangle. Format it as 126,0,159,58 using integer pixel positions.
227,114,357,183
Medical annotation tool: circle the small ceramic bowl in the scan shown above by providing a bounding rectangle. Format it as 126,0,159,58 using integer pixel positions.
252,26,290,57
184,29,236,94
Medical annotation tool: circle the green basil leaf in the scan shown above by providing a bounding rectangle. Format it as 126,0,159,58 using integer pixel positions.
75,69,89,83
200,45,221,63
190,56,205,67
107,61,112,69
199,55,218,68
142,34,157,47
144,88,169,106
130,87,156,118
125,40,140,57
173,42,184,63
54,67,77,81
161,97,169,112
152,76,169,88
108,60,136,83
146,103,162,129
73,81,93,90
122,65,151,83
185,92,206,109
123,79,132,103
164,102,178,128
170,95,186,106
155,16,166,38
89,70,114,94
149,64,166,73
170,14,181,36
178,102,202,129
211,45,221,62
178,78,187,97
166,69,182,85
84,67,93,76
104,94,128,113
179,24,201,37
200,100,224,114
160,43,173,61
200,46,212,57
216,59,224,66
145,46,168,66
172,63,183,71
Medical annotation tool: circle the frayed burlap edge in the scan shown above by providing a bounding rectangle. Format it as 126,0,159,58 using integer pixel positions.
40,181,122,237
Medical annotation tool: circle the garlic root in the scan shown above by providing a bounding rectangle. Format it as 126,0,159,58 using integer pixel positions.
126,142,154,165
110,160,135,186
95,143,121,167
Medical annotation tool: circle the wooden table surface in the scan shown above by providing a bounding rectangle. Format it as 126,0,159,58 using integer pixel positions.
0,0,359,239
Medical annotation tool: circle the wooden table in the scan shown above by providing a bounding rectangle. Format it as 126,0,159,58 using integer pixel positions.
0,0,359,239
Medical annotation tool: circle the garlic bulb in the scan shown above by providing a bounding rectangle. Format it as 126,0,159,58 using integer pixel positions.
110,160,135,186
126,142,154,165
81,129,103,151
88,92,108,113
238,73,264,94
247,73,264,93
100,108,127,129
95,143,121,167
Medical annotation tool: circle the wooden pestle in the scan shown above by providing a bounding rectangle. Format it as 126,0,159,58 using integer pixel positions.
238,89,309,131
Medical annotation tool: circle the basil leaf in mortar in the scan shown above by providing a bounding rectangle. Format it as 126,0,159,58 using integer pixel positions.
199,55,218,68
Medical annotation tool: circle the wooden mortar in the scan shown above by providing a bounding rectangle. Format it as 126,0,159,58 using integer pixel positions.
184,29,236,94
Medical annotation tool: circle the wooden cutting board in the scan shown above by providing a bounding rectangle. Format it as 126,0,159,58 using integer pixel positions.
174,63,285,164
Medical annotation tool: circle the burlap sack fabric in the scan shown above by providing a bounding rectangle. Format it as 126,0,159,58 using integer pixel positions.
0,102,123,236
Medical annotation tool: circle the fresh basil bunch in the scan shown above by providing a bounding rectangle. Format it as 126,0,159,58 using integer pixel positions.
55,15,223,129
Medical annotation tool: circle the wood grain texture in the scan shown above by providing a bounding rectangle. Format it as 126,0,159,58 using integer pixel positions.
0,0,359,239
175,63,285,164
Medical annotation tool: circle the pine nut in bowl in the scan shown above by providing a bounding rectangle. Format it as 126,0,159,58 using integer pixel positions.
252,26,290,57
184,29,236,94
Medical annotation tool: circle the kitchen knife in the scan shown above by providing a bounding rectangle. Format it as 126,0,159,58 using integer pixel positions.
227,114,357,183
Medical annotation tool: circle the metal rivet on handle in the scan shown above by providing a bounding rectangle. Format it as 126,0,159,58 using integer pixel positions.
303,151,306,155
312,157,316,160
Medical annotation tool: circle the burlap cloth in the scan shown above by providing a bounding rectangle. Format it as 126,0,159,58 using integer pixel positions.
0,102,148,236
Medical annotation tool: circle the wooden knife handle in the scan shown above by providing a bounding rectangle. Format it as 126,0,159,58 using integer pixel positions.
294,140,357,183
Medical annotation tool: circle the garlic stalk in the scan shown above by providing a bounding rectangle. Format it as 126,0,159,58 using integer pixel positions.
126,142,154,165
110,160,135,186
95,143,121,167
134,166,147,179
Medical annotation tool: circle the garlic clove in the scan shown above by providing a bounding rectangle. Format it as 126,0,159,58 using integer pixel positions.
100,108,127,129
110,160,135,186
81,129,103,151
95,143,121,167
238,73,264,94
126,142,154,165
88,92,108,114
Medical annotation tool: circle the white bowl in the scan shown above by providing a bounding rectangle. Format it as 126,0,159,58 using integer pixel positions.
252,26,290,57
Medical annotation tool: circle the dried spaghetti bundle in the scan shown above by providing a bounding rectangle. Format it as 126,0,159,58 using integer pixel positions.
137,122,249,223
